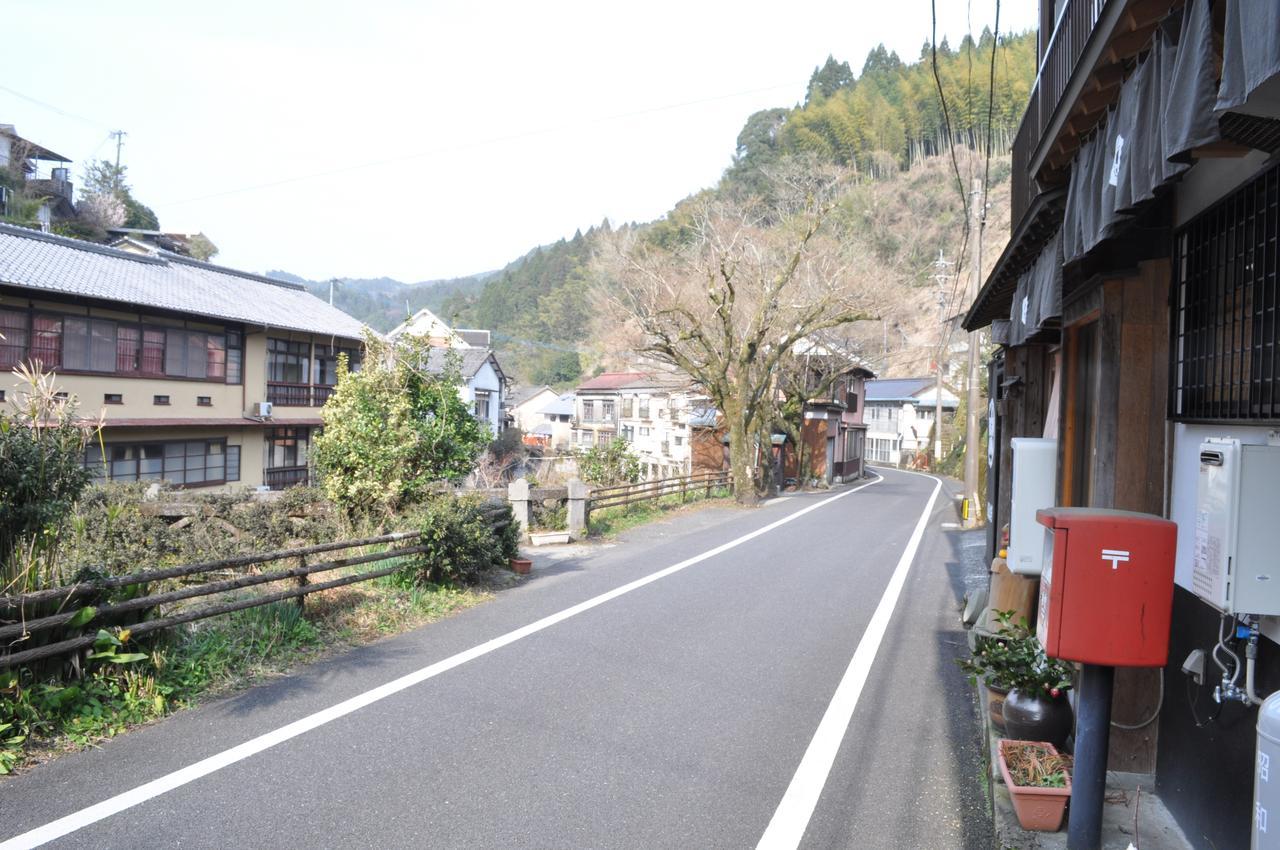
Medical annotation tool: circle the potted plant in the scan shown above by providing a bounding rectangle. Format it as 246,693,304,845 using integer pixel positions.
997,739,1072,831
958,610,1075,746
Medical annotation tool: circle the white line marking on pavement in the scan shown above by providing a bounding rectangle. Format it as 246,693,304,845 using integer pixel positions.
756,472,943,850
2,475,886,850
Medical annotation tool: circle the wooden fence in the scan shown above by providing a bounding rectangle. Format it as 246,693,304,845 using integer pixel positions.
0,505,511,670
588,470,732,513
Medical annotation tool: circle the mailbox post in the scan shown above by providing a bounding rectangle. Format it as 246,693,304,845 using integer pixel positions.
1035,508,1178,850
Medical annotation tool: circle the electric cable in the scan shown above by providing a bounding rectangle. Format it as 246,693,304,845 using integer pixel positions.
1111,670,1164,730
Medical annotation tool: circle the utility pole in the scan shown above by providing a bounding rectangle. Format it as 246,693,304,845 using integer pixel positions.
964,177,985,527
931,251,954,464
110,130,127,187
328,278,341,306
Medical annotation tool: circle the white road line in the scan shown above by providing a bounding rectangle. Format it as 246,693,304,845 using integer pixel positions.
756,472,943,850
1,475,886,850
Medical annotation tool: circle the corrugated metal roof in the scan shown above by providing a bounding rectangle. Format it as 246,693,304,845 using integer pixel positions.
0,223,367,339
865,377,935,401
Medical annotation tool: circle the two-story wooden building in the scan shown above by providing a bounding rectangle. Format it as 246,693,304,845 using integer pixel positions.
963,1,1280,845
0,223,367,491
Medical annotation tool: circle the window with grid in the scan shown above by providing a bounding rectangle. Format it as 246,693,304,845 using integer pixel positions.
1171,161,1280,421
0,309,26,369
266,427,310,469
474,390,492,420
268,338,310,383
86,439,231,487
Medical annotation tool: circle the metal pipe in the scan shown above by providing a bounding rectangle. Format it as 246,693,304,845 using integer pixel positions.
1068,663,1115,850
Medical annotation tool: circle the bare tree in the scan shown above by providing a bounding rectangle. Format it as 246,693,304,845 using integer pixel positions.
771,334,867,486
598,168,882,503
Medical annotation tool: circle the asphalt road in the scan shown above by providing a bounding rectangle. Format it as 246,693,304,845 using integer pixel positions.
0,468,994,849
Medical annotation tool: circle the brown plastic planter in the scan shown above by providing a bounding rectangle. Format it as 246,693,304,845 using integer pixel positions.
997,739,1071,832
510,558,532,575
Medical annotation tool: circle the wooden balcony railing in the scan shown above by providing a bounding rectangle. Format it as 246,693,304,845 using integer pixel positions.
264,465,309,490
266,382,336,407
1011,0,1111,229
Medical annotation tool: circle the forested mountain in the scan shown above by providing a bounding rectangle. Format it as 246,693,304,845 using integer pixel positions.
265,270,494,331
726,30,1034,190
296,31,1036,387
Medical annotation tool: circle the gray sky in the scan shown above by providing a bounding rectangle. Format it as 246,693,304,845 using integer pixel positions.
5,1,1034,282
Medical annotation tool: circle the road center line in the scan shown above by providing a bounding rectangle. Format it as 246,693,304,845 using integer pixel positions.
2,474,885,850
756,473,942,850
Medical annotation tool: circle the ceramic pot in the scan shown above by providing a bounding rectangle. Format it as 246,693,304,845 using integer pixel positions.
1002,688,1073,748
985,681,1010,732
509,558,532,575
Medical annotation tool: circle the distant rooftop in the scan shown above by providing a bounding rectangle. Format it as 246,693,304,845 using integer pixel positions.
577,371,650,391
866,377,958,406
538,392,575,416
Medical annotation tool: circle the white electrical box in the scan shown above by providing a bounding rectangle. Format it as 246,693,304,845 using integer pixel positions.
1194,438,1280,616
1008,438,1057,575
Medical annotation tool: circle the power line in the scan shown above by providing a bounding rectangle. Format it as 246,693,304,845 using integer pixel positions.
0,84,111,130
154,80,807,209
930,0,970,225
982,0,1002,219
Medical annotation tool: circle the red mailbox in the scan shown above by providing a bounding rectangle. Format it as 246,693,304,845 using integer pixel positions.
1035,507,1177,667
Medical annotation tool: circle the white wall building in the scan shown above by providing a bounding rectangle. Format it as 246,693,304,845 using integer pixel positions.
864,377,959,466
615,376,704,479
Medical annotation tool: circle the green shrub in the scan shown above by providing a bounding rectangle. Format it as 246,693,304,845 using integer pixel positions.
0,365,98,590
404,496,514,585
312,334,489,516
577,438,642,486
56,484,346,577
531,502,567,531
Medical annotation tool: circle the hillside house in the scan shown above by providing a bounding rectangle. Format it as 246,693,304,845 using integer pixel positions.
0,125,75,231
0,222,367,491
530,391,574,451
864,377,958,467
614,374,705,479
777,339,874,484
386,306,469,347
571,372,643,449
422,348,507,433
506,385,560,435
962,1,1280,845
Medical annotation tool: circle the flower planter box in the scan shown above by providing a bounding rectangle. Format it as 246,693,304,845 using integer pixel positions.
997,739,1071,832
529,530,571,546
509,558,532,575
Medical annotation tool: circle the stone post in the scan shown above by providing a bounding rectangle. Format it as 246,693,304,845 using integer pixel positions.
508,478,531,540
567,478,589,539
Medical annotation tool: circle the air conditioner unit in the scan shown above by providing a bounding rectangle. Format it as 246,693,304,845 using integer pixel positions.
254,401,273,418
1007,437,1057,575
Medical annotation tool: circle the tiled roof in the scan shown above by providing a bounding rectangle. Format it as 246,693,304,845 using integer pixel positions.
577,371,649,391
423,347,500,379
0,223,366,339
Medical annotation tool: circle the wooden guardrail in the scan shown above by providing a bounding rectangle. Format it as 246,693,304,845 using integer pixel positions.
0,505,511,670
588,471,731,512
